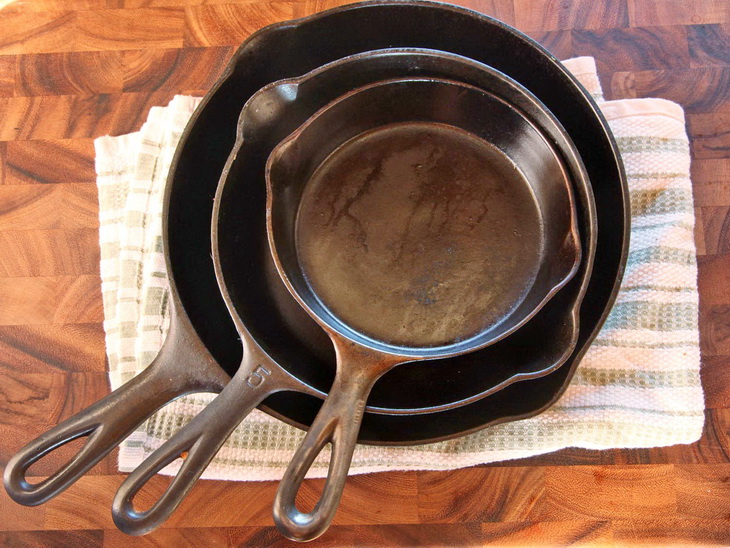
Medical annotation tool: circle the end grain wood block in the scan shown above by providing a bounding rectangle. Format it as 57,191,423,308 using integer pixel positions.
675,463,730,519
692,159,730,207
15,51,123,97
699,207,730,256
700,308,730,357
0,11,78,55
609,68,730,113
0,183,98,230
3,139,96,185
120,47,231,93
688,112,730,159
572,26,690,76
0,275,102,325
688,23,730,68
0,485,47,532
300,472,419,527
0,323,106,374
532,465,677,521
416,467,543,523
698,256,730,306
0,56,14,97
695,207,708,256
183,3,296,48
75,9,184,52
0,372,109,425
702,356,730,406
43,475,125,530
628,0,730,27
514,0,628,31
0,229,100,277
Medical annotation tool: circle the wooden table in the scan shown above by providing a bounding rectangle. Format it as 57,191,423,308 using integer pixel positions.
1,0,729,545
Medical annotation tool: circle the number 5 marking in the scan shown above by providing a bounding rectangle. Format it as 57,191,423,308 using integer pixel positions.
246,365,271,387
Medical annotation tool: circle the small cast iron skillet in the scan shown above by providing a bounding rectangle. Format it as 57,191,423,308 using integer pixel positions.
111,73,586,537
266,77,582,540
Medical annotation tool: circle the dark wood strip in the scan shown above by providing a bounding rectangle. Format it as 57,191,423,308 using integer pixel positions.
613,518,730,545
529,465,677,521
0,530,103,548
514,0,628,31
103,528,230,547
688,112,730,159
0,323,106,373
4,139,96,185
572,26,690,77
15,51,123,97
609,67,730,112
417,467,543,523
688,23,730,68
183,3,297,48
700,307,730,358
120,46,231,93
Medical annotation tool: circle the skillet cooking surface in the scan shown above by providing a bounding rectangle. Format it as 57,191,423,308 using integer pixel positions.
166,0,628,443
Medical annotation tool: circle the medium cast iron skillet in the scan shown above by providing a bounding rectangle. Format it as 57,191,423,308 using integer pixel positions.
6,0,628,516
112,75,584,537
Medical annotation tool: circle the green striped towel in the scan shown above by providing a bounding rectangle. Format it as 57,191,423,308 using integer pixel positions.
94,57,704,480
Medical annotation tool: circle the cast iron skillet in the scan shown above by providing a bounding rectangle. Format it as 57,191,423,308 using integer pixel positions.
266,77,582,540
5,0,628,512
112,75,585,537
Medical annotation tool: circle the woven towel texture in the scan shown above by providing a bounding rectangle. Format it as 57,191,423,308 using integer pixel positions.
94,57,705,481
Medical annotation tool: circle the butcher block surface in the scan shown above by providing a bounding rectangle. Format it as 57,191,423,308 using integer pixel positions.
1,0,730,546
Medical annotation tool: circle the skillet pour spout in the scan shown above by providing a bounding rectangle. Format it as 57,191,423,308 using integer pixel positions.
265,77,581,540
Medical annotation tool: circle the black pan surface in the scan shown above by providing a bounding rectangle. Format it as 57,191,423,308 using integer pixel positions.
165,0,629,443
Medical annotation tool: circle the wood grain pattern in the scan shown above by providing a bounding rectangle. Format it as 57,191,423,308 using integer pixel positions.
4,139,96,185
0,0,729,545
610,67,730,113
687,23,730,68
514,0,628,31
628,0,730,27
0,324,106,374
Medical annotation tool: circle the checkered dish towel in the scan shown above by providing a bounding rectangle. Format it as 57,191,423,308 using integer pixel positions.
94,57,705,480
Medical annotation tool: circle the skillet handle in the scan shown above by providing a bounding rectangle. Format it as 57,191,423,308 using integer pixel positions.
3,320,225,506
112,355,292,536
273,369,376,542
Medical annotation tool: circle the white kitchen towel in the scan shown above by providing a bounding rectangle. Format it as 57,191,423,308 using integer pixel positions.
94,56,705,480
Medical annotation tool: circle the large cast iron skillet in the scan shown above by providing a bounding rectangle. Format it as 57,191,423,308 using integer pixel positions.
5,0,628,514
